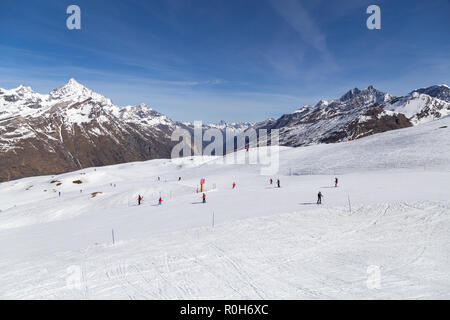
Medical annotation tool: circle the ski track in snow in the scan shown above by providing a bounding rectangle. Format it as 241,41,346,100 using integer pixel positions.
1,201,449,299
1,117,450,299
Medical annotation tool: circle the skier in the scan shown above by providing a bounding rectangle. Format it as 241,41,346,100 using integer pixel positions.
335,177,338,187
58,191,61,197
232,182,236,189
277,179,280,188
317,191,323,204
158,176,160,181
158,197,162,205
178,177,181,181
138,195,142,205
270,178,273,185
202,193,206,203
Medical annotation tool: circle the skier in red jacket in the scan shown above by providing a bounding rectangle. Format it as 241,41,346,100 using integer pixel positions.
158,197,162,205
138,195,142,205
232,182,236,189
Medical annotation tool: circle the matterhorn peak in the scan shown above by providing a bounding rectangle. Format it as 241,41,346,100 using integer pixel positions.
66,78,83,87
50,78,90,97
59,78,90,93
48,78,112,106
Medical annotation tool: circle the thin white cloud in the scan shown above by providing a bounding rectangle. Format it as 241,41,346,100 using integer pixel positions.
269,0,329,55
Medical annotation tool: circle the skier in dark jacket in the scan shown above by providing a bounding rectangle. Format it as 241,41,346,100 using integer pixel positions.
277,179,280,188
202,193,206,203
335,177,338,187
317,191,323,204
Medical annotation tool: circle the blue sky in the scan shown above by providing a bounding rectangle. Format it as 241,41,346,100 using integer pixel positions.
0,0,449,122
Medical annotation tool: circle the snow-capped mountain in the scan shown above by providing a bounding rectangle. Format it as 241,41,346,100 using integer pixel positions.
386,85,450,124
181,120,253,132
0,79,178,182
248,84,449,147
1,79,449,181
206,120,254,131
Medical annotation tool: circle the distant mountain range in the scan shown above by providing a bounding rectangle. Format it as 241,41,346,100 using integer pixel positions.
1,79,449,181
249,84,450,146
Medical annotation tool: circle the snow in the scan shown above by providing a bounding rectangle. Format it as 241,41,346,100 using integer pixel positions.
357,115,372,123
0,80,178,150
388,94,429,120
386,92,450,125
206,121,253,131
49,78,113,107
64,104,94,125
118,104,174,129
0,116,450,299
317,99,329,106
294,105,311,113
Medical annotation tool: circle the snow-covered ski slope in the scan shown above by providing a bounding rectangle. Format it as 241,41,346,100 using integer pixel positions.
1,116,450,299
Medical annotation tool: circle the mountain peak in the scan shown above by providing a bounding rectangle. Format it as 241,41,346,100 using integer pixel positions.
66,78,82,87
49,78,112,105
340,87,361,101
412,84,450,102
362,85,384,95
15,84,35,94
138,103,152,110
61,78,88,91
50,78,90,96
338,85,391,105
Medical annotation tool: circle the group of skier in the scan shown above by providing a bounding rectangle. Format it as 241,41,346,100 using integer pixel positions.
137,175,340,206
137,194,164,206
316,177,338,204
268,176,338,205
269,178,281,188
